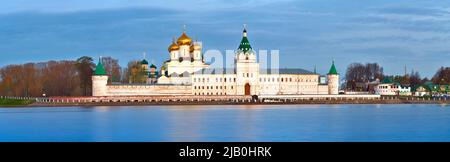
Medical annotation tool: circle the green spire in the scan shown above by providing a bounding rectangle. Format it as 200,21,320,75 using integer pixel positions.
94,58,107,76
328,60,338,75
238,25,252,53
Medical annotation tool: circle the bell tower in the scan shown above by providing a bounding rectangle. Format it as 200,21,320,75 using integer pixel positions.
235,25,259,95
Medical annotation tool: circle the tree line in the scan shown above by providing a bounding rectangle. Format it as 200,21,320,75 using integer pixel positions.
345,62,450,91
0,56,152,97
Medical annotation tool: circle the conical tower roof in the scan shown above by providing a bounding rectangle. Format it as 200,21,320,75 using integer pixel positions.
328,60,338,75
238,26,252,53
94,58,107,76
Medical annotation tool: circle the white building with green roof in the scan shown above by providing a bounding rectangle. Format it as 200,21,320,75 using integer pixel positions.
374,77,411,96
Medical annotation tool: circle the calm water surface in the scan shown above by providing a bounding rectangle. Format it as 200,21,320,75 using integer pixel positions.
1,104,449,142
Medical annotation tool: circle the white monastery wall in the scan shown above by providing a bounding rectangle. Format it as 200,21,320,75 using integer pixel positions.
105,85,191,96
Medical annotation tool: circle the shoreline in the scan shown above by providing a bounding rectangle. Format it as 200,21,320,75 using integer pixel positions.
20,100,450,107
2,95,449,107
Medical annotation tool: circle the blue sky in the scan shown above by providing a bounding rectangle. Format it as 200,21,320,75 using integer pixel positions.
1,0,450,78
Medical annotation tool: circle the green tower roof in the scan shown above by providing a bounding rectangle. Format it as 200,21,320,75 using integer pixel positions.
141,59,149,65
381,77,393,84
328,60,338,75
238,28,252,53
94,59,107,75
150,64,157,68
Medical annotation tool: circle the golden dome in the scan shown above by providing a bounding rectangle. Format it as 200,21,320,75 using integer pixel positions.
177,32,192,46
168,41,179,52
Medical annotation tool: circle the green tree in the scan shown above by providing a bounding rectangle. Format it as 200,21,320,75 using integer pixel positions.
75,56,95,96
123,60,147,83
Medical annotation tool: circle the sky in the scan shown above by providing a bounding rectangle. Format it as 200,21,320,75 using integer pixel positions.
1,0,450,78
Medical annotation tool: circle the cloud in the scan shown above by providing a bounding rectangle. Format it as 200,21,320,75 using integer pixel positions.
297,4,450,77
0,1,449,78
374,6,448,16
0,0,295,14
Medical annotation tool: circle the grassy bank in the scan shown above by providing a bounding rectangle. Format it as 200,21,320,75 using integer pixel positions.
0,98,35,106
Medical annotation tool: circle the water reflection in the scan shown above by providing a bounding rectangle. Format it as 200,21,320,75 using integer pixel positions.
164,105,265,141
166,106,206,141
1,104,450,142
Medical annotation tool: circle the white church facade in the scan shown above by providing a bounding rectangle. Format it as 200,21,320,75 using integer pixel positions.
92,27,339,96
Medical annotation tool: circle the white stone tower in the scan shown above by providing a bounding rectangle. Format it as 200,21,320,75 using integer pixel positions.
92,58,108,96
235,25,259,95
327,60,339,95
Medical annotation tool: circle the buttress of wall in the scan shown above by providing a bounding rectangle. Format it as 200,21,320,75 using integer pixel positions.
105,85,192,96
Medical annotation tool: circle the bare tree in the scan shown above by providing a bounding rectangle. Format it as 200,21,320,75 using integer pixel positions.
409,70,422,88
345,62,384,91
101,57,122,83
346,63,365,90
432,67,450,84
365,63,384,81
0,60,82,97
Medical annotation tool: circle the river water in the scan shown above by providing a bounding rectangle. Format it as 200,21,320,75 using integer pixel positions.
0,104,449,142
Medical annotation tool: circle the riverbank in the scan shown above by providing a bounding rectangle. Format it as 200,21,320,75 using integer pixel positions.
0,98,35,107
28,98,449,107
2,95,449,107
